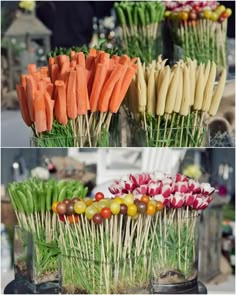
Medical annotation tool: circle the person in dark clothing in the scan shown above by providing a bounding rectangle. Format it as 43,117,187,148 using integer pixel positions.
36,1,114,49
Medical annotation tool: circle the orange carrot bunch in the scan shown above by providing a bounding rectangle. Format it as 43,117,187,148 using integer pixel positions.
16,49,137,138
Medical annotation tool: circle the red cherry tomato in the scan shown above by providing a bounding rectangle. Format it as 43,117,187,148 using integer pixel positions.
193,5,200,12
93,213,103,225
59,215,65,222
220,11,228,19
141,195,150,204
57,202,67,215
95,192,105,202
101,207,111,219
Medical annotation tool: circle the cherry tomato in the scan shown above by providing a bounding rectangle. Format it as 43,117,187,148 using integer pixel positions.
74,201,86,214
220,11,228,19
95,192,105,202
59,215,65,222
85,199,93,206
225,8,232,17
137,201,147,214
127,204,137,217
123,194,134,206
141,195,150,204
66,202,75,215
149,199,157,207
210,12,218,21
99,199,111,207
120,204,128,215
189,11,197,20
131,213,139,220
63,198,71,205
216,5,226,15
110,202,120,215
72,197,80,203
93,213,103,225
134,199,141,206
57,202,67,215
156,201,164,211
52,201,59,213
164,10,171,17
146,203,156,216
67,215,79,223
179,11,189,21
193,5,200,13
85,206,97,220
101,207,111,219
114,196,123,204
203,10,212,19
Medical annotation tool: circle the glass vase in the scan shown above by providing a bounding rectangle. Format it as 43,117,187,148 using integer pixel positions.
14,226,60,293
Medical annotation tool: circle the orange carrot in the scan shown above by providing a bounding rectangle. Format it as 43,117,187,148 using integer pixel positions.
26,75,36,121
111,55,120,63
88,48,97,57
16,84,32,126
33,90,47,133
58,61,69,83
129,57,138,65
32,71,40,85
44,91,53,131
27,64,37,74
54,80,68,125
48,57,55,65
71,50,76,61
76,65,90,115
118,54,130,65
85,55,95,70
87,61,96,97
89,63,108,112
99,52,110,67
109,65,137,113
57,55,69,69
38,80,47,92
98,64,127,113
70,60,77,69
77,52,86,67
46,83,54,98
66,70,77,119
40,66,49,78
50,64,59,83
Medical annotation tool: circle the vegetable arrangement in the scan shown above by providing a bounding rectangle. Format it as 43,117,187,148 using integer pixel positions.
124,56,226,147
115,1,165,64
164,1,232,75
53,171,215,294
8,178,88,289
16,47,137,147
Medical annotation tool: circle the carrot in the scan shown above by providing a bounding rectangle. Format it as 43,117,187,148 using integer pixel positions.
90,63,108,112
27,64,37,74
71,50,76,61
77,52,86,67
50,63,59,83
38,80,47,92
108,59,115,72
40,66,49,78
57,55,69,69
111,55,120,63
26,75,36,121
99,52,110,66
76,65,90,115
98,64,127,112
32,71,40,85
44,91,54,131
70,60,77,69
58,61,69,83
54,80,68,125
46,83,54,98
66,70,77,119
48,57,55,65
33,90,47,133
16,84,32,126
85,55,95,70
20,75,27,90
129,57,138,65
88,48,97,57
87,61,96,97
118,54,130,65
109,65,137,113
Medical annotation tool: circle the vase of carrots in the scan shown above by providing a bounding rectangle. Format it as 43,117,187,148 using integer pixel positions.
16,47,138,147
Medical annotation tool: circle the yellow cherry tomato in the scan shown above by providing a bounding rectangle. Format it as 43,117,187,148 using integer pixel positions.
127,204,137,217
85,206,97,220
146,203,156,216
141,195,150,204
203,10,212,19
216,5,226,15
179,11,189,21
211,12,218,21
110,202,121,215
149,199,157,207
164,10,171,17
52,201,59,213
99,199,111,207
225,8,232,17
124,194,134,206
84,198,93,206
131,213,140,220
74,201,87,214
114,197,123,204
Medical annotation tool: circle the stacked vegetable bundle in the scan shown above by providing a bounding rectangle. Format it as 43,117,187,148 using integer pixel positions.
125,56,226,147
164,1,232,75
8,178,88,287
115,1,165,64
53,171,215,294
16,48,137,147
